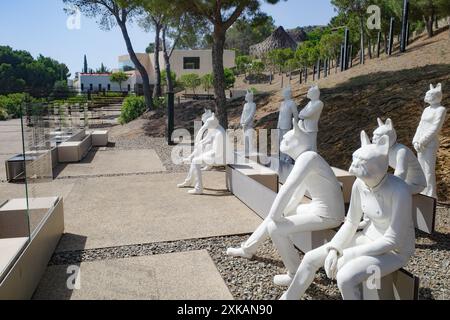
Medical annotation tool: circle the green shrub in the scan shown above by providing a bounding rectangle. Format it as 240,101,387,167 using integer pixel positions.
153,96,166,109
119,96,146,124
0,107,8,120
0,93,32,118
224,68,236,89
180,73,201,94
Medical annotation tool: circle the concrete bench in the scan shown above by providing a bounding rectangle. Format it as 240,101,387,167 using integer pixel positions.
89,130,109,147
58,133,92,163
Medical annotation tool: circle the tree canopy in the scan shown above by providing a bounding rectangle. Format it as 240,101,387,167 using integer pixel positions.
0,46,70,96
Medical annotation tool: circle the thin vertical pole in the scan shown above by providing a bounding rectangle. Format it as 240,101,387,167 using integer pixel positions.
313,65,316,81
377,31,381,58
348,45,353,68
388,17,395,55
167,92,175,146
401,0,410,52
317,59,321,80
343,27,350,70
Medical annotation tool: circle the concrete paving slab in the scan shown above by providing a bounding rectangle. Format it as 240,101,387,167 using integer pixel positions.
56,149,166,177
33,250,233,300
57,172,262,252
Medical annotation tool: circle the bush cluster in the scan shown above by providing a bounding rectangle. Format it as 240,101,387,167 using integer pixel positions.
119,96,147,125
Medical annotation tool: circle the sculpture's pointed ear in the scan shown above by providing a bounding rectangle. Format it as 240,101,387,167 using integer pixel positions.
377,118,384,127
430,84,434,90
376,135,390,155
385,118,393,129
436,83,442,91
360,130,371,146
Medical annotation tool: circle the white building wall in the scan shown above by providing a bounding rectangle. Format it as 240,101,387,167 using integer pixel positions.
74,73,140,93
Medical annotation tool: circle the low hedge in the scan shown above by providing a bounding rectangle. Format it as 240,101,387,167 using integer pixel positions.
119,96,146,124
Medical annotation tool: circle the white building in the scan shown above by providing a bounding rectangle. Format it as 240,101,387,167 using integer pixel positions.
73,50,235,93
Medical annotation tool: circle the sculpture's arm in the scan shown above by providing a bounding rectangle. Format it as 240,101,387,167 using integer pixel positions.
291,103,299,124
268,153,313,221
394,148,408,180
299,102,322,119
243,106,256,126
326,182,363,256
419,109,447,146
343,186,412,260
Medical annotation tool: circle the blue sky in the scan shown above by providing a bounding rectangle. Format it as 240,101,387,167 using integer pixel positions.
0,0,336,78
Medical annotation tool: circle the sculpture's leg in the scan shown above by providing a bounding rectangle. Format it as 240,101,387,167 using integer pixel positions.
309,132,318,152
336,252,406,300
188,162,204,194
281,245,328,300
418,142,438,198
177,163,195,188
227,216,272,258
268,213,341,283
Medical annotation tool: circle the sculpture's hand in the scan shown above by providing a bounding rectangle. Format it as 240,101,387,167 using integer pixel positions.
336,252,350,271
324,249,339,280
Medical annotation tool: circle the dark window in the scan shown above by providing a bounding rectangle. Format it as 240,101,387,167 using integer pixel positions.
107,84,111,91
89,84,93,91
127,84,131,92
98,84,102,91
81,84,84,91
183,57,200,70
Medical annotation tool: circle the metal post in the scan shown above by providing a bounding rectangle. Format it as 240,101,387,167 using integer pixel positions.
167,91,175,146
317,59,321,80
299,70,302,84
388,17,395,55
400,0,410,52
304,67,308,83
340,44,345,72
313,65,316,81
377,32,381,58
406,22,410,46
323,59,327,78
343,27,350,70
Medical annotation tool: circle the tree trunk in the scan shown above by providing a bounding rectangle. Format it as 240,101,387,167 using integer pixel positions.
117,20,153,109
212,26,228,129
154,24,162,98
359,17,365,64
162,27,174,93
424,15,434,37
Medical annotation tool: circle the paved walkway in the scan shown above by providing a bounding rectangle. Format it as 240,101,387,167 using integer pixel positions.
28,145,262,300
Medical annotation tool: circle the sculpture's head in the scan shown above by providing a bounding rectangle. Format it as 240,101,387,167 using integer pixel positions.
282,86,292,100
280,119,313,159
349,131,389,182
245,90,254,103
373,118,397,148
202,109,213,124
205,113,219,129
425,83,443,105
307,85,320,100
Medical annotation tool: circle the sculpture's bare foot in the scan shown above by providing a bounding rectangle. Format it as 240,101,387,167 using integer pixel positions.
177,181,193,188
226,247,253,259
274,274,294,287
201,166,212,171
188,188,203,195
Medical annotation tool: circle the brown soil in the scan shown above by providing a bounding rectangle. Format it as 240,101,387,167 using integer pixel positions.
112,29,450,202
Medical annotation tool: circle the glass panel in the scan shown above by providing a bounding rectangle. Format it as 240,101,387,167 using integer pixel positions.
0,105,30,282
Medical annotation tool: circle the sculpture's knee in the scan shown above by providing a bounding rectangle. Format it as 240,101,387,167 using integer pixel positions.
336,269,358,296
267,220,280,237
302,251,321,270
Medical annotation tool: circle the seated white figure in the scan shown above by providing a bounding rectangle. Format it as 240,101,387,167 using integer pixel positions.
298,85,324,152
373,118,426,195
227,120,345,283
277,87,299,162
413,83,447,199
186,109,214,171
280,131,415,300
240,90,257,155
177,113,226,195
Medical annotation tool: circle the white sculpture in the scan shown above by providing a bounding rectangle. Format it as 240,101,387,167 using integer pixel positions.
373,118,426,195
413,83,447,198
227,120,345,283
298,85,324,152
178,113,226,194
277,87,298,162
184,109,213,172
281,131,415,300
240,90,257,155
